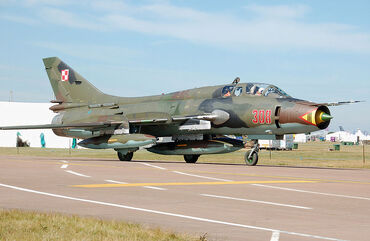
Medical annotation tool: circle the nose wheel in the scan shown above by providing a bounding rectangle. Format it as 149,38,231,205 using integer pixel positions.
244,141,259,166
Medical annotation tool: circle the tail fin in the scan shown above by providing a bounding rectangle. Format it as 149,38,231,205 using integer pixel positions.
43,57,109,103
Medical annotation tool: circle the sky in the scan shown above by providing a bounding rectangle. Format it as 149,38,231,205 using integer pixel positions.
1,0,369,133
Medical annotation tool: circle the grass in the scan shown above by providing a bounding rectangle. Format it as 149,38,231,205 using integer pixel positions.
257,141,370,168
0,142,369,169
0,209,205,241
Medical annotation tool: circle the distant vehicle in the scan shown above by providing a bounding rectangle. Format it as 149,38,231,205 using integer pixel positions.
1,57,360,165
259,135,293,150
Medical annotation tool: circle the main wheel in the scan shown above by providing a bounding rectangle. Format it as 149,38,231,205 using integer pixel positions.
117,152,133,161
184,154,200,163
244,150,258,166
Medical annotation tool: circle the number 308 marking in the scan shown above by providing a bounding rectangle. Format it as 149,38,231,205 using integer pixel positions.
252,110,272,124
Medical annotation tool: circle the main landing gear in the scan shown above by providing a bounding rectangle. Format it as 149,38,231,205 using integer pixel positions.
184,154,200,163
244,140,259,166
117,151,133,161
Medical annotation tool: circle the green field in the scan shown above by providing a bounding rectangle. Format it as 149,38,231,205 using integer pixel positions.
1,142,368,168
0,209,205,241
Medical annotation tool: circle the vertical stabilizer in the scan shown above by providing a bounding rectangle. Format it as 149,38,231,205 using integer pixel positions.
43,57,109,103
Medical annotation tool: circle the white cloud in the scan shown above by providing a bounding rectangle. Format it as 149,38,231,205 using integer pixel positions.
38,7,104,31
139,4,210,20
33,42,142,62
4,1,370,53
244,4,310,19
22,0,77,7
0,14,38,25
98,4,370,53
90,0,129,13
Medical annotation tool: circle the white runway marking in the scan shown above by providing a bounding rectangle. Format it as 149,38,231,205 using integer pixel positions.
0,183,346,241
139,163,167,170
61,160,68,163
173,171,233,182
201,194,312,210
65,170,90,178
144,186,167,191
252,184,370,201
61,164,68,169
270,231,280,241
105,180,128,184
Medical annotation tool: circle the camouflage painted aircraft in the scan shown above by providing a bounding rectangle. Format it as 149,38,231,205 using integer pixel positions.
0,57,360,165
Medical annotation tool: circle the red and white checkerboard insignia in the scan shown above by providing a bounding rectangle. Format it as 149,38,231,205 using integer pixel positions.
61,69,69,82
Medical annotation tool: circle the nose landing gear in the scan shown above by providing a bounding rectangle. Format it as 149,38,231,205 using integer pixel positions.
244,140,259,166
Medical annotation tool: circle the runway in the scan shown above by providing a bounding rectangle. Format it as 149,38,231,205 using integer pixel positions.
1,155,370,241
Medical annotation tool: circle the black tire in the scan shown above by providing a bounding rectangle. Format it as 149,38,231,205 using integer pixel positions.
117,152,133,161
244,150,258,166
184,154,200,163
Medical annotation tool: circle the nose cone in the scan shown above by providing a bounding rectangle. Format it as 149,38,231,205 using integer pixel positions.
320,113,333,122
314,110,333,125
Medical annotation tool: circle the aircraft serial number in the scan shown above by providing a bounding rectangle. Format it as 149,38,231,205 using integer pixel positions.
252,110,272,124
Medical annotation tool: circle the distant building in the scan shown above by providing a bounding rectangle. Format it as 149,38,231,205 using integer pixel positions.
325,129,370,143
293,134,307,143
0,101,71,148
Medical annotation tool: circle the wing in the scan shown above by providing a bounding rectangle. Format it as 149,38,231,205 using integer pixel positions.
0,113,221,130
0,122,122,130
315,100,364,106
297,100,364,107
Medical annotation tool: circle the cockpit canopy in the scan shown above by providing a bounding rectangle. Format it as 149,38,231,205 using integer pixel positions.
221,83,290,98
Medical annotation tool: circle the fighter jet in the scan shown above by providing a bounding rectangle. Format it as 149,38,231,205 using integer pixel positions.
0,57,360,165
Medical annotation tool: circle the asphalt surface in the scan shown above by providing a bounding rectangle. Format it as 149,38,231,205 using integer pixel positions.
1,155,370,241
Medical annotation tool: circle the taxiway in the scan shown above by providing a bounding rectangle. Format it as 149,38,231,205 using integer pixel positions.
1,155,370,241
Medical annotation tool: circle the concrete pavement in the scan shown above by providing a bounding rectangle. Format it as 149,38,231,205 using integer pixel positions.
1,155,370,241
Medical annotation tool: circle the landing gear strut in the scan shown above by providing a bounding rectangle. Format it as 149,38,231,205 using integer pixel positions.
244,140,259,166
184,154,200,163
117,151,133,161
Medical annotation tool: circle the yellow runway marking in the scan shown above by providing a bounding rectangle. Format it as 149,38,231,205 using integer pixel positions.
193,171,370,185
72,180,317,188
